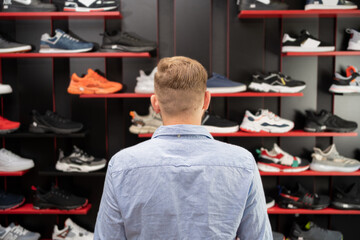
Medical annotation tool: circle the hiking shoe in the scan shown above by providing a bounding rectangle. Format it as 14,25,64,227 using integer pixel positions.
256,143,310,172
0,34,31,53
0,223,40,240
206,73,246,93
238,0,288,10
40,29,93,53
2,0,56,12
56,146,106,173
53,218,93,240
63,0,118,12
240,109,294,133
346,28,360,50
0,148,34,172
289,221,343,240
304,109,357,132
311,144,360,172
32,185,88,210
305,0,357,10
0,116,20,134
266,196,275,209
272,231,285,240
329,65,360,93
134,67,157,94
29,110,83,134
100,31,157,52
332,183,360,210
249,72,306,93
277,183,330,209
0,191,25,210
201,112,239,133
129,106,162,134
68,68,122,94
282,30,335,53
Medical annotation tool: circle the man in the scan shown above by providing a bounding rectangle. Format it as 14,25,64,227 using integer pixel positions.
94,56,272,239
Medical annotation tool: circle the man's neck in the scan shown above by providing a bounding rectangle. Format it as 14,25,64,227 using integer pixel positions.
162,116,202,126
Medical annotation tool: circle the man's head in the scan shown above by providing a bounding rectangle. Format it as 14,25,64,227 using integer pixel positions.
151,56,210,125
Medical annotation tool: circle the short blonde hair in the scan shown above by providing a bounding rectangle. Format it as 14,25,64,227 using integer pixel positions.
154,56,208,116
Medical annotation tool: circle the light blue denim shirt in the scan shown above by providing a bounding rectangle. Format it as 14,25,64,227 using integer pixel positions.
94,124,272,240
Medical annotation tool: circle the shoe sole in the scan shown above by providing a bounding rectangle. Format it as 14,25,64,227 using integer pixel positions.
129,125,159,134
0,86,12,94
207,85,247,93
257,162,310,173
203,125,239,133
0,161,34,172
56,161,106,173
332,201,360,210
67,85,122,94
240,125,294,133
29,123,82,134
266,200,275,209
64,6,118,12
0,126,19,134
2,6,56,12
249,82,306,93
282,46,335,52
305,5,357,10
329,84,360,93
304,126,357,132
39,47,93,53
0,197,25,210
0,46,32,53
33,199,88,210
277,201,329,210
100,45,156,53
310,163,360,172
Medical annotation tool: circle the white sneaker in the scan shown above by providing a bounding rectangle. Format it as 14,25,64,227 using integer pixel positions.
0,84,12,95
129,106,162,134
240,109,294,133
0,223,40,240
52,218,93,240
346,28,360,51
305,0,357,10
134,67,157,93
0,148,34,172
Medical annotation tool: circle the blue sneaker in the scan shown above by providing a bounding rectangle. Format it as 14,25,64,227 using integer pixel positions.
206,73,246,93
0,190,25,210
39,29,94,53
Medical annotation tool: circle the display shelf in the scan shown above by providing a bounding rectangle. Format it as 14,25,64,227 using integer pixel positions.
267,205,360,215
0,131,87,138
39,169,106,177
260,170,360,176
238,10,360,18
0,11,122,19
0,52,150,58
138,130,358,138
0,203,91,215
79,92,304,98
0,170,29,176
282,51,360,57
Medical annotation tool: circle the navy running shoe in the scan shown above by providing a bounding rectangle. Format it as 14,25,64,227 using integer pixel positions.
0,190,25,210
39,29,93,53
206,73,246,93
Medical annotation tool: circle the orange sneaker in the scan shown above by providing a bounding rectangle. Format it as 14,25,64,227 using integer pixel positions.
67,69,123,94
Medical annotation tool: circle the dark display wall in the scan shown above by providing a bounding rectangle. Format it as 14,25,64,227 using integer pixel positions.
1,0,360,238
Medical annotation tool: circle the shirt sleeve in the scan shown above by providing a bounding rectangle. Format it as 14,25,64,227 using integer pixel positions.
237,161,273,240
94,160,127,240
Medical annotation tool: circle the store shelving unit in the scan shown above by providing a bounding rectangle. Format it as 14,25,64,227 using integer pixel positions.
0,204,91,215
267,206,360,215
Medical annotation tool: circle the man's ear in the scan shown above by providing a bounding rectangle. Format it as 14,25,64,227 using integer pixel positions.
202,91,211,110
151,95,161,113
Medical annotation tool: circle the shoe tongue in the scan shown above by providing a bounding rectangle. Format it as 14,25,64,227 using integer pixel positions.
55,29,65,35
273,143,283,153
296,183,308,194
65,218,74,227
87,68,96,76
8,223,15,228
300,29,310,36
255,109,266,116
346,65,358,77
73,145,81,153
305,221,314,230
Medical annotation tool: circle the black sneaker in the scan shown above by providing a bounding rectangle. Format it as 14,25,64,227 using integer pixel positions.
2,0,57,12
100,31,157,52
332,183,360,210
0,190,25,210
289,221,343,240
29,110,83,134
304,109,357,132
237,0,288,10
249,72,306,93
32,185,88,210
201,112,239,133
0,34,32,53
277,183,330,210
282,30,335,53
62,0,118,12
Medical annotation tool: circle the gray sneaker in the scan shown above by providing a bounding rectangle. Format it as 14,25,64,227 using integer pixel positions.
290,221,343,240
0,223,40,240
272,231,285,240
2,0,56,12
129,106,162,134
311,144,360,172
0,34,31,53
347,28,360,51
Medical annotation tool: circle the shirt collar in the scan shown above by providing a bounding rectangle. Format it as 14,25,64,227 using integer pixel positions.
152,124,213,139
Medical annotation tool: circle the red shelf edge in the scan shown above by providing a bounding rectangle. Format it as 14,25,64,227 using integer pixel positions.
0,203,91,215
268,206,360,215
0,170,29,176
238,10,360,18
0,11,122,19
260,170,360,176
0,52,151,58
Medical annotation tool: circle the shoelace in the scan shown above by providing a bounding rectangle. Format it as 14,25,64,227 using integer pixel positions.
123,32,141,42
63,33,79,42
47,112,69,123
266,111,280,121
91,71,108,83
74,148,92,160
52,188,71,200
12,226,28,235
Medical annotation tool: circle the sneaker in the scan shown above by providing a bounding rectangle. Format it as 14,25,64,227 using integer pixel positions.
0,83,12,94
256,143,310,172
311,144,360,172
39,29,93,53
68,68,123,94
134,67,157,94
272,231,285,240
56,146,106,173
266,196,275,209
249,72,306,93
237,0,288,10
277,183,330,209
332,183,360,210
329,66,360,93
29,110,83,134
304,109,357,132
129,106,162,134
240,109,294,133
0,223,40,240
63,0,118,12
282,30,335,53
289,221,343,240
32,185,88,210
0,191,25,210
305,0,357,10
0,34,32,53
0,116,20,134
100,31,157,52
201,112,239,133
2,0,56,12
206,73,246,93
53,218,93,240
346,28,360,51
0,148,34,172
